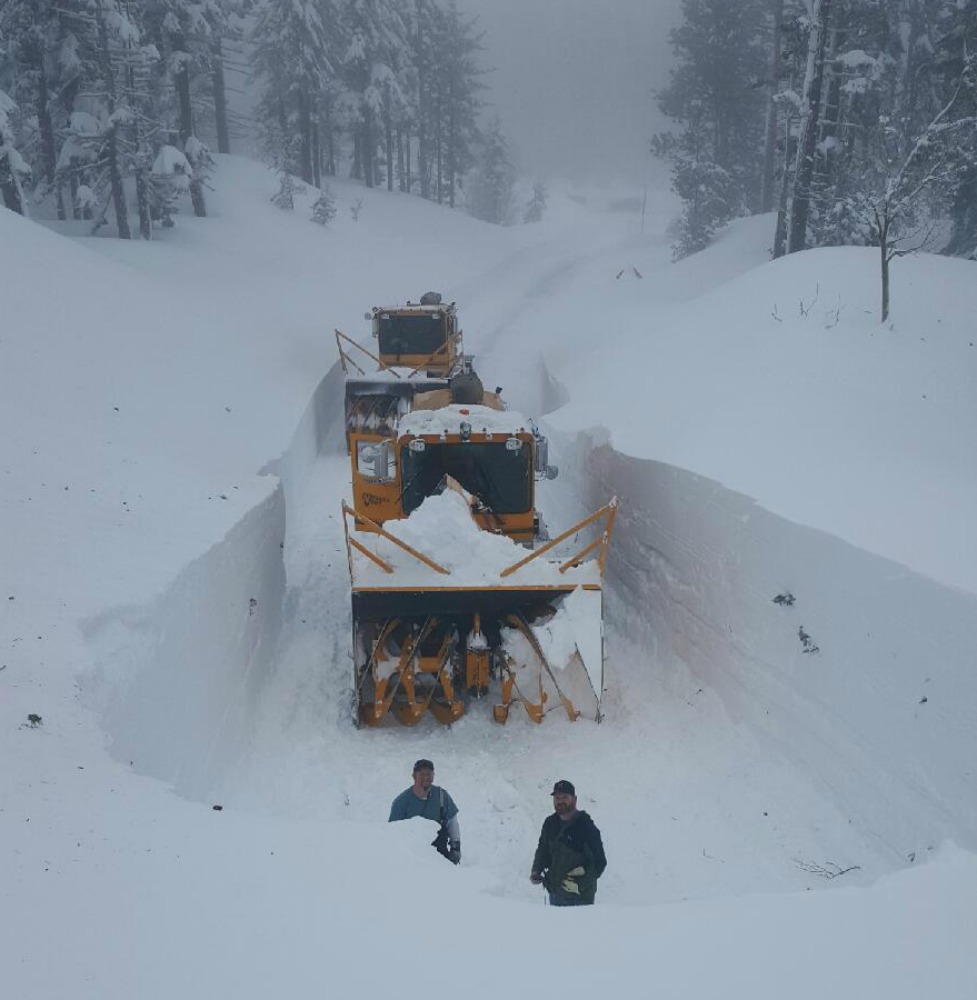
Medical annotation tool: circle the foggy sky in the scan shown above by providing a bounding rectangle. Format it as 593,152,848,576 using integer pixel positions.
455,0,682,186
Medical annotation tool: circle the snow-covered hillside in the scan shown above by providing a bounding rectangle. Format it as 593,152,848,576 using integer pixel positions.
2,157,975,999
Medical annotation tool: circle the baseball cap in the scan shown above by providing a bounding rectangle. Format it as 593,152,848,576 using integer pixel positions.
413,758,435,773
551,780,575,796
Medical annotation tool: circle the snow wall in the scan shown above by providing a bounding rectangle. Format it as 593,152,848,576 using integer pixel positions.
80,362,346,800
585,440,977,861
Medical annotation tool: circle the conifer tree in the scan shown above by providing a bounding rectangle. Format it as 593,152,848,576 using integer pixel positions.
466,115,513,224
251,0,337,185
523,181,547,223
654,0,768,256
0,90,30,215
338,0,409,188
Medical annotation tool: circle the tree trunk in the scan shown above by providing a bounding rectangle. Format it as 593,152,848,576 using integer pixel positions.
405,128,412,193
761,0,784,213
352,131,362,180
447,104,456,208
772,107,793,257
397,128,406,192
435,100,443,204
69,172,81,220
878,210,890,322
212,38,230,154
136,168,152,239
96,7,129,238
189,177,207,217
298,89,313,184
312,121,321,188
363,118,375,188
326,112,336,177
818,22,844,194
418,73,430,199
107,126,131,239
0,146,27,215
385,86,394,192
788,0,832,254
174,46,194,144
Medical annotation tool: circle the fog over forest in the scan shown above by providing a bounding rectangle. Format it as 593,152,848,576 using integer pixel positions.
455,0,682,186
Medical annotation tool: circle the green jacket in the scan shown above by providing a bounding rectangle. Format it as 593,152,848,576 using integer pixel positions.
532,810,607,904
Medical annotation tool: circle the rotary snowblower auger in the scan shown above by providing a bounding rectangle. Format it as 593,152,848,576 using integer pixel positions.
337,294,617,727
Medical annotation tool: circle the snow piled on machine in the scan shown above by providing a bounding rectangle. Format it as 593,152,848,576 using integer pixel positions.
398,403,528,437
355,486,600,588
500,587,604,708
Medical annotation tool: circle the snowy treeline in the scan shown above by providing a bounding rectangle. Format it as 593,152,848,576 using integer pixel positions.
251,0,510,217
654,0,977,282
0,0,239,236
0,0,516,234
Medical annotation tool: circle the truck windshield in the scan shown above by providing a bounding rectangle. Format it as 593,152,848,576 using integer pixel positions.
400,442,531,515
378,314,446,357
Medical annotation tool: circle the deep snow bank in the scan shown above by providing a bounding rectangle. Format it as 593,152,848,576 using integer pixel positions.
542,241,977,595
585,444,977,860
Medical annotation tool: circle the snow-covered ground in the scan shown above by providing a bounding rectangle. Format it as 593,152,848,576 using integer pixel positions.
2,157,975,999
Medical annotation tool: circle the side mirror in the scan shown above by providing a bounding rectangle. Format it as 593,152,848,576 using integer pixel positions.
545,465,559,480
373,440,391,480
534,436,550,473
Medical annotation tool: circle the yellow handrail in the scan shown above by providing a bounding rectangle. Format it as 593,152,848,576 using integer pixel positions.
343,502,450,575
500,498,618,579
557,536,604,574
406,332,460,378
335,329,401,377
342,502,394,574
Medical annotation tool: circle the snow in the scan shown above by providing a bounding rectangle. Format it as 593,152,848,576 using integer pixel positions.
353,486,600,588
398,402,528,437
152,143,192,178
838,48,878,68
2,155,976,999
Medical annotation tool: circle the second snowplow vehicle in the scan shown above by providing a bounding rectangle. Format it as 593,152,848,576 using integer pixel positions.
337,293,616,727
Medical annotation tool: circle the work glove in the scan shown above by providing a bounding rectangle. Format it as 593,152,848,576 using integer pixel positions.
447,840,461,865
560,866,585,895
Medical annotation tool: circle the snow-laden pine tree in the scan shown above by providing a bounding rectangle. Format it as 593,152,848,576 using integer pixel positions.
409,0,481,204
775,0,977,310
141,0,238,215
0,90,30,215
523,181,547,224
251,0,338,187
653,0,769,256
466,115,513,225
310,183,337,223
0,0,77,217
338,0,410,188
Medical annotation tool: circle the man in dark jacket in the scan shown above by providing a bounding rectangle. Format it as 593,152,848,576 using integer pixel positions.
530,780,606,906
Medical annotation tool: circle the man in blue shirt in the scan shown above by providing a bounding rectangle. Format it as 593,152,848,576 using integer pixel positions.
389,758,461,864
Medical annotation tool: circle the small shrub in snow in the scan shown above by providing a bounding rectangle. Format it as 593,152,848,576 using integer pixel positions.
798,626,819,655
349,198,363,221
271,172,296,211
772,592,795,607
311,186,337,225
151,144,192,227
523,182,547,223
75,184,97,219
